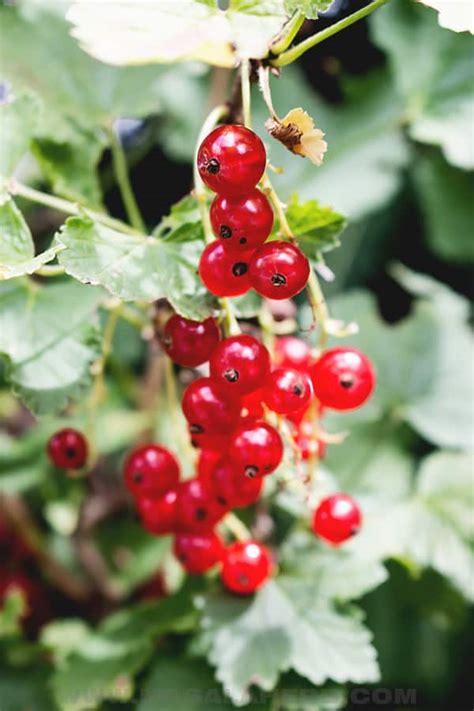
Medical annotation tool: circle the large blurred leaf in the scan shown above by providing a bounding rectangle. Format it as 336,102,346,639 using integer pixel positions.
256,69,409,220
67,0,287,67
0,280,102,413
371,0,474,169
0,667,57,711
201,580,379,705
285,195,347,263
0,91,39,177
412,151,474,263
57,213,214,320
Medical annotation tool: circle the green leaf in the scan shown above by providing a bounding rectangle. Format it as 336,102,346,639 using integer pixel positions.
67,0,287,67
57,215,214,320
276,677,347,711
153,194,203,242
284,1,334,19
256,68,409,220
285,195,347,262
0,91,39,176
0,667,57,711
371,0,474,169
202,580,379,705
0,193,61,280
412,151,474,263
0,280,103,414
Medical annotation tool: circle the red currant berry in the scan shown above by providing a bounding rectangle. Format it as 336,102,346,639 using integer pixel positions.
210,459,263,509
162,314,220,368
197,449,222,482
249,241,310,300
240,388,265,419
189,429,231,452
210,335,270,396
310,347,375,411
197,124,266,196
263,368,313,415
137,490,178,535
210,189,273,253
175,478,226,533
173,531,224,574
199,241,252,297
221,541,272,595
124,445,180,498
47,428,88,470
229,421,283,478
182,377,241,436
312,493,362,544
274,336,312,371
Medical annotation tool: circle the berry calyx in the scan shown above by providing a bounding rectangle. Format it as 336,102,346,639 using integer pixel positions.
310,347,375,411
274,336,312,372
173,531,224,574
210,189,274,253
210,335,270,395
249,241,310,300
229,421,283,478
209,458,263,509
263,368,313,415
137,490,178,535
162,315,220,368
197,124,266,195
221,541,272,595
199,241,252,297
175,478,226,533
312,493,362,544
124,444,180,498
182,377,241,436
47,428,88,470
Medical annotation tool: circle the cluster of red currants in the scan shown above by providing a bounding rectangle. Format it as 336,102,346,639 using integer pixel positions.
197,124,310,300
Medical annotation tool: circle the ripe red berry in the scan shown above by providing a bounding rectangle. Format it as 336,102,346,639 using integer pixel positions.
173,531,224,574
162,314,220,367
124,444,180,498
274,336,312,371
182,377,241,436
210,459,263,509
240,388,265,419
210,335,270,396
189,429,231,452
47,428,88,470
229,421,283,478
197,449,222,482
310,347,375,410
175,478,226,533
263,368,313,415
197,124,266,195
249,241,310,299
221,541,272,595
137,490,178,535
312,493,362,544
210,189,274,252
199,241,252,297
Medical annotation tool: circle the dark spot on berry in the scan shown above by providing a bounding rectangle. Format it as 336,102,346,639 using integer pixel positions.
271,273,287,286
65,446,77,459
232,262,248,277
264,464,272,472
350,525,360,537
217,495,228,507
339,374,355,389
238,573,250,585
179,553,187,562
293,383,304,396
239,237,247,245
224,368,239,383
245,465,259,478
206,158,220,174
195,507,207,521
132,471,143,484
191,439,199,449
190,424,204,434
220,225,232,239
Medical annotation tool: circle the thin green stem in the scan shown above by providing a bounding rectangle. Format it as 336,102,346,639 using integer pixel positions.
272,0,391,66
270,10,305,56
240,58,252,128
36,264,66,277
7,178,140,235
307,270,330,350
223,512,251,542
108,127,146,233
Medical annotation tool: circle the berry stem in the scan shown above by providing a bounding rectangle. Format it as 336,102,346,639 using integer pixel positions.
240,58,252,128
223,511,252,542
7,178,140,235
269,10,305,56
272,0,392,67
307,270,330,349
107,125,146,233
